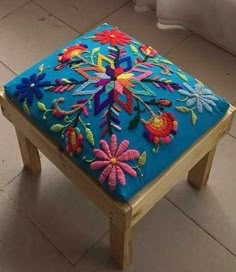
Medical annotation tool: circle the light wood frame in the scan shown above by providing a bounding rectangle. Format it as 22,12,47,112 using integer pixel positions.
0,87,235,268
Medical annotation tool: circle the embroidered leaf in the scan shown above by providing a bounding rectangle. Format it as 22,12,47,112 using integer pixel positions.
61,78,72,84
38,64,44,73
176,106,190,113
177,72,188,82
138,151,147,166
159,59,173,65
91,47,100,57
130,44,138,54
50,124,65,132
23,101,30,116
37,102,47,112
128,114,140,129
85,128,95,146
196,78,204,87
191,110,197,126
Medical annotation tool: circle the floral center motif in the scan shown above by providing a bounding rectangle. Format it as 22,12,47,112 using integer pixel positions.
143,113,178,145
110,157,117,164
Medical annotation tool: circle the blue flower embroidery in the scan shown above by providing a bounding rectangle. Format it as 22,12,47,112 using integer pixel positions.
178,82,218,113
15,73,50,105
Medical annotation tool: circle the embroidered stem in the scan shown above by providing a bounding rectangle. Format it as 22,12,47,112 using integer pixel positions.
152,145,160,153
53,93,96,117
132,165,143,176
132,92,155,115
82,156,95,163
114,45,121,67
107,103,113,136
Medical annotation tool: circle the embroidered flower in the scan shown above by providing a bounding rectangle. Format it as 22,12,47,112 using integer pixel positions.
90,134,139,190
57,44,88,63
142,112,177,145
178,83,219,113
65,127,83,156
140,45,158,58
15,73,50,105
95,65,134,94
93,28,132,46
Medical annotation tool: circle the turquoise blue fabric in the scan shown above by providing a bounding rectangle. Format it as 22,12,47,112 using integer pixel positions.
4,23,229,201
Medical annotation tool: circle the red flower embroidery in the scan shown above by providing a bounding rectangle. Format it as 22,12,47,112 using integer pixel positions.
93,28,132,46
140,45,158,57
143,113,178,145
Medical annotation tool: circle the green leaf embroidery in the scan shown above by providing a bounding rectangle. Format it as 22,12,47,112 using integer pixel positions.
61,78,72,84
128,114,140,129
38,64,44,73
176,106,191,113
195,78,204,87
37,102,47,112
177,72,188,82
138,151,147,166
130,44,138,54
50,124,65,132
85,128,95,146
91,47,100,57
191,110,197,125
159,59,173,65
23,101,30,116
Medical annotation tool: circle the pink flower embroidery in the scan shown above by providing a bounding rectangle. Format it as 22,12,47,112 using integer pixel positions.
90,134,140,190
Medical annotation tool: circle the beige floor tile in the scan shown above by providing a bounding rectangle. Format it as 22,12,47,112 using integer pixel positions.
4,157,108,264
0,64,23,188
0,2,78,74
0,0,29,19
0,191,74,272
34,0,129,33
0,62,15,86
167,35,236,103
76,199,236,272
0,114,23,188
167,134,236,255
96,2,190,56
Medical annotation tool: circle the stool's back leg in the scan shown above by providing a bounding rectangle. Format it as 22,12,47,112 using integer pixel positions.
16,128,41,175
188,146,216,189
110,220,133,269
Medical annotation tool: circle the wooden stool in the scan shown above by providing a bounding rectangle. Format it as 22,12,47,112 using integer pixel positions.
0,88,235,268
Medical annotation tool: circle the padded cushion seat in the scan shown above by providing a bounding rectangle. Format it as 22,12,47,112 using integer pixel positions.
4,24,229,201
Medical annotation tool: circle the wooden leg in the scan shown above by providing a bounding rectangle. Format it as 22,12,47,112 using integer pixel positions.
110,220,133,269
188,146,216,189
16,128,41,175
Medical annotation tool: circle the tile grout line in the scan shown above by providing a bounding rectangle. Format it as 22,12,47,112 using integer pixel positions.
74,230,109,267
227,132,236,139
0,189,75,266
165,196,236,258
80,0,132,35
32,0,80,34
34,0,131,35
1,170,24,189
0,0,32,22
0,61,17,75
164,32,192,57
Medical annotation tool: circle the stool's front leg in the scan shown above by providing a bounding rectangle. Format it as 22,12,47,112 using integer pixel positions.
188,146,216,189
16,128,41,175
110,219,133,269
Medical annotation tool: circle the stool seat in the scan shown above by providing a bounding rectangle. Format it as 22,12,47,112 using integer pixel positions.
4,23,230,201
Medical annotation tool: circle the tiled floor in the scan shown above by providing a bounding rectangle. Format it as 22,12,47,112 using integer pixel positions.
0,1,236,271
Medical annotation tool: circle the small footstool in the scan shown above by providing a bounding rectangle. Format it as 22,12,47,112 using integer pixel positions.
0,24,235,268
